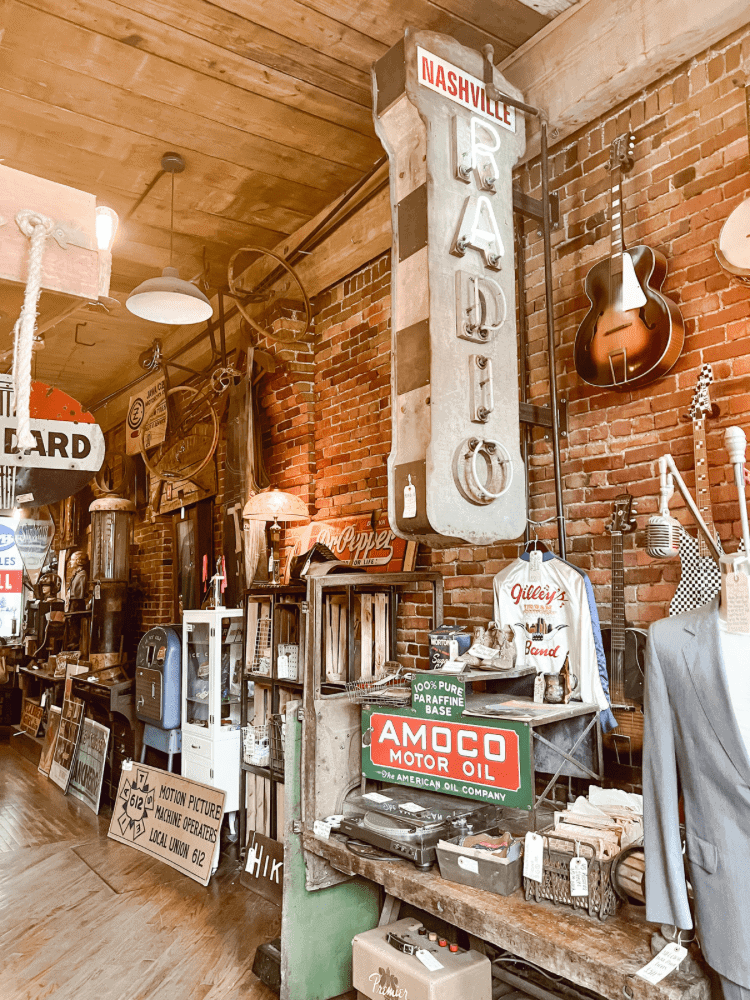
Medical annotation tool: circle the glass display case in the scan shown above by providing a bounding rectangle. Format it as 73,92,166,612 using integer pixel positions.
181,608,243,819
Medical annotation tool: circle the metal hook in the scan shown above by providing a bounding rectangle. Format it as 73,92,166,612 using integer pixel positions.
74,323,95,347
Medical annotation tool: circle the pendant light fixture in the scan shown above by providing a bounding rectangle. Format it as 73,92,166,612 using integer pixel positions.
126,152,213,325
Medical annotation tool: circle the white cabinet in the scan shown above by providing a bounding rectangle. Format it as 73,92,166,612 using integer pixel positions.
182,608,243,814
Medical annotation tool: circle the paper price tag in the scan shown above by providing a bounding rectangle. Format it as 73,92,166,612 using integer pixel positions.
401,802,425,814
457,855,479,874
415,949,444,972
448,639,459,661
403,475,417,519
523,832,544,882
725,570,750,634
569,855,588,896
441,659,465,674
468,643,497,660
635,942,688,984
529,549,543,582
313,820,332,840
362,792,392,804
533,674,545,704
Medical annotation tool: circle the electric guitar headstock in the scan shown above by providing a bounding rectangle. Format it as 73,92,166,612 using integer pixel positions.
606,493,637,535
687,363,714,421
608,133,636,175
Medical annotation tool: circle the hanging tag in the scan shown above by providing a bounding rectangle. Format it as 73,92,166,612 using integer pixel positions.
94,581,101,600
523,832,544,882
725,570,750,634
415,949,444,972
569,854,589,897
313,819,332,840
403,475,417,519
635,942,688,984
529,549,543,582
533,674,545,704
448,639,459,661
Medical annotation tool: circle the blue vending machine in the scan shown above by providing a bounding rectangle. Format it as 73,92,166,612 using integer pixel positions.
136,626,182,771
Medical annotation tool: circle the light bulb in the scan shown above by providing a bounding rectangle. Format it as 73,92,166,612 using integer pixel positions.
95,206,119,252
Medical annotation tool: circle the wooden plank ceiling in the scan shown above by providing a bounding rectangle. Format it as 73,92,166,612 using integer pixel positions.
0,0,576,408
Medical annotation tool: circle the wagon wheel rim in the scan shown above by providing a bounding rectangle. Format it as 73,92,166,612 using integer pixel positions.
227,245,311,347
139,385,219,483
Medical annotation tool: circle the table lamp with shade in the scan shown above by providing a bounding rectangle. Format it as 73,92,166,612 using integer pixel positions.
243,489,310,585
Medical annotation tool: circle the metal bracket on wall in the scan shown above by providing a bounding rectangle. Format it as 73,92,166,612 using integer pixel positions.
519,397,568,439
513,187,560,231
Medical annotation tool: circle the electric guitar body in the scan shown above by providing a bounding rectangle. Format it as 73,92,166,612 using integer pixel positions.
576,244,684,389
574,133,685,392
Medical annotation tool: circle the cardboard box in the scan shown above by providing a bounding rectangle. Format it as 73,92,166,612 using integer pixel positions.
436,832,523,896
428,624,471,670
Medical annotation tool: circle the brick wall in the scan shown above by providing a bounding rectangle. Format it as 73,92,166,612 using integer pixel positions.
261,23,750,666
118,24,750,658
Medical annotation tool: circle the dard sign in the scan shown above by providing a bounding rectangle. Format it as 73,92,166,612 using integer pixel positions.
361,675,532,809
0,376,105,507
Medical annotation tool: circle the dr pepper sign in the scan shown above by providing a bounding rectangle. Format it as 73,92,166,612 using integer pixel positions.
0,376,105,507
361,675,532,809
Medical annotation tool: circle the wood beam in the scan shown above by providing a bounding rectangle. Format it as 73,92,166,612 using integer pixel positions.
500,0,750,157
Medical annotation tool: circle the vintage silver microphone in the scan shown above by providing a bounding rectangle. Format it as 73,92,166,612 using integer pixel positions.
725,426,750,556
646,455,682,558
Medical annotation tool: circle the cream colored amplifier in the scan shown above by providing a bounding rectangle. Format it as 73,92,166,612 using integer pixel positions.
352,917,491,1000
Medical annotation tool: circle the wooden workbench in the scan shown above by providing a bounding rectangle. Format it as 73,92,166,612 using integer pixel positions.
303,832,710,1000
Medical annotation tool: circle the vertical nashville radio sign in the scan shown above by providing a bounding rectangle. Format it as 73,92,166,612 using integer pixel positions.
374,30,527,546
361,675,532,809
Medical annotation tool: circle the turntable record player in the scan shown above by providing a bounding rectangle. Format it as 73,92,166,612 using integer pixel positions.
340,786,500,869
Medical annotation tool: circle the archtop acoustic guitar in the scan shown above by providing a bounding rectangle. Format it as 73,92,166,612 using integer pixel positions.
574,134,685,391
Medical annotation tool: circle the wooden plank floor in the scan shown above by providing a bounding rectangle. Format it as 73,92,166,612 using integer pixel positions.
0,739,281,1000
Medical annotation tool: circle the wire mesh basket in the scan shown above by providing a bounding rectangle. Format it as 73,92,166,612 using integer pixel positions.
242,724,270,767
251,617,272,674
522,830,618,921
277,644,299,681
269,713,286,777
346,664,412,707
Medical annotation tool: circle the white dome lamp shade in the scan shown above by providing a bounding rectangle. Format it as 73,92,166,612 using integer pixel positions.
126,152,213,325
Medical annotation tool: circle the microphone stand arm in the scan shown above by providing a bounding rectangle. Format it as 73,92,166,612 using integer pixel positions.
659,453,722,565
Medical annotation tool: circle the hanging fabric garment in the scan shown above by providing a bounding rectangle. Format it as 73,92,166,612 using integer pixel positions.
561,559,617,732
493,553,610,715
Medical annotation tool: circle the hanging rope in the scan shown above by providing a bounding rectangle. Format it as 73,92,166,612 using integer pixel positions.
12,210,54,451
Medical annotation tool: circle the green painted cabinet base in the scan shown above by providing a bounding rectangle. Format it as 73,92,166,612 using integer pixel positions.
281,707,380,1000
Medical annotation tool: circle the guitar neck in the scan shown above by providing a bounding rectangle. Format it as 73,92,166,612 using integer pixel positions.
609,167,625,272
693,416,716,556
611,531,625,652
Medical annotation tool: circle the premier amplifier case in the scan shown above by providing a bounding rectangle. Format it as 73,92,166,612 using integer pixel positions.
352,917,491,1000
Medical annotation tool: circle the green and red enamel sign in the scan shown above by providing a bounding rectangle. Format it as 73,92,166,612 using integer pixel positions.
361,675,532,809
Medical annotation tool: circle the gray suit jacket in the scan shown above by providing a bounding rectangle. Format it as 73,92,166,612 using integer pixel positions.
644,598,750,985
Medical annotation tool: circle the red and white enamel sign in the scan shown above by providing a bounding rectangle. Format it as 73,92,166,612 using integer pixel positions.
0,376,105,507
368,714,522,793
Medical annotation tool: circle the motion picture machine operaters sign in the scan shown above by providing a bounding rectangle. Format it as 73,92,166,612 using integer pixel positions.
374,30,527,546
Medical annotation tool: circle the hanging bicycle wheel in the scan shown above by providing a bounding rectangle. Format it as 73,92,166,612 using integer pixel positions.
227,245,311,346
139,385,219,483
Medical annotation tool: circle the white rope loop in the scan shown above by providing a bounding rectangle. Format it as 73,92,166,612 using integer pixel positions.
13,210,54,452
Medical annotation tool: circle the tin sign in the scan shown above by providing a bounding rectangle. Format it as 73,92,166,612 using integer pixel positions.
0,518,23,636
416,46,515,131
362,701,531,809
0,377,105,507
126,375,167,456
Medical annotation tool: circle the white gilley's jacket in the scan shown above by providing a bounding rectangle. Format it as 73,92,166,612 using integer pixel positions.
493,557,609,712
